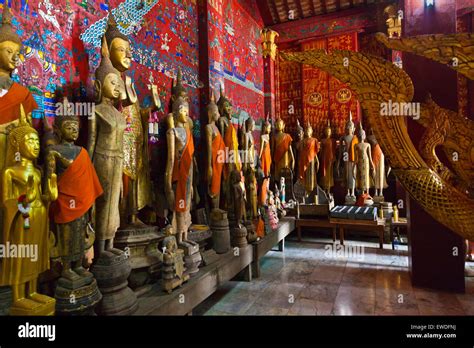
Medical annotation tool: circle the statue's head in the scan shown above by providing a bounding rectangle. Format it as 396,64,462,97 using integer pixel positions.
207,89,219,123
296,119,303,141
10,104,39,160
245,117,255,132
95,36,122,103
262,113,272,135
304,122,313,138
0,8,21,75
217,84,232,119
345,111,355,134
357,121,365,140
275,117,285,132
324,120,332,138
105,14,131,72
54,101,80,143
171,68,189,124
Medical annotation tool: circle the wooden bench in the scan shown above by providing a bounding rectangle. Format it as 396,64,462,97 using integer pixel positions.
134,244,253,315
296,218,337,243
251,216,296,278
330,217,386,249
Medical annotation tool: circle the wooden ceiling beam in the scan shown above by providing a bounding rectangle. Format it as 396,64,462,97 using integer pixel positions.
336,0,341,11
269,0,281,24
321,0,327,14
309,0,317,16
256,1,276,26
295,0,305,18
283,0,292,20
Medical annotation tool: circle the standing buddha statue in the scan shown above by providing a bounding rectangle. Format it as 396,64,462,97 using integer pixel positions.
367,130,389,199
242,117,257,219
165,75,195,246
298,122,319,197
87,36,126,255
293,119,304,183
206,89,225,210
258,116,272,206
273,117,295,199
1,105,57,315
338,112,359,202
48,107,103,284
319,120,336,196
0,7,38,172
217,84,241,209
104,15,159,226
354,122,375,195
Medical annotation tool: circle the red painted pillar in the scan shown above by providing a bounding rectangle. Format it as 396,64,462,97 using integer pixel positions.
261,29,279,117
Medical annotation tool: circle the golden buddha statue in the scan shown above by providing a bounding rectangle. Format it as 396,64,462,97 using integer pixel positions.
242,117,257,218
104,14,159,227
165,76,195,246
293,119,304,183
0,7,37,174
87,36,126,255
338,112,359,202
217,84,241,209
1,105,56,316
48,108,103,284
319,120,337,196
354,122,375,195
258,116,272,205
206,90,225,210
367,130,389,199
273,117,294,181
298,122,319,196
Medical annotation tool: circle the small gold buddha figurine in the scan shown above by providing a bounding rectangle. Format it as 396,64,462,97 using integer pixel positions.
231,170,247,228
217,84,241,210
367,129,389,199
1,105,57,315
165,73,195,247
338,112,359,202
298,121,319,196
319,120,337,196
87,36,126,256
273,117,294,182
104,14,160,227
206,90,225,210
353,122,375,195
48,105,103,285
0,7,38,173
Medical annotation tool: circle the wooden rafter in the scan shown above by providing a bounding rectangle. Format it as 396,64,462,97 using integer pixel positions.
269,0,280,24
283,0,292,21
309,0,317,16
295,0,304,18
321,0,327,14
336,0,341,11
257,1,276,26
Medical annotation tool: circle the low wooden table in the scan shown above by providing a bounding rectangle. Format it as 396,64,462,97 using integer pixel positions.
251,217,295,278
330,217,386,249
390,217,408,250
296,218,337,243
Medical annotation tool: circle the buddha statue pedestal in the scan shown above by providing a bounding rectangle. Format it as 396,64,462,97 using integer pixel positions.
179,243,201,277
90,251,138,315
162,228,189,293
373,195,385,203
0,287,12,315
114,225,161,290
210,209,231,254
231,226,248,248
54,278,102,316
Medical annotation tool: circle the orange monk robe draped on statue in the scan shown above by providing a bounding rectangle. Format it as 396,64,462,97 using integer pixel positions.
320,138,336,177
298,138,319,181
210,132,225,196
372,143,383,168
172,129,195,213
0,83,37,125
348,136,359,162
223,123,241,179
52,148,103,224
274,133,293,166
260,141,271,177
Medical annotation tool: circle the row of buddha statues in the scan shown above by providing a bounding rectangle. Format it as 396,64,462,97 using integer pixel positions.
0,8,390,315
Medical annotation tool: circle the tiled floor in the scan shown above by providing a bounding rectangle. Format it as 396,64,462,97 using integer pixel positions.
194,239,474,315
